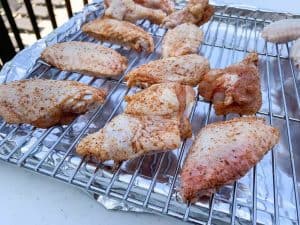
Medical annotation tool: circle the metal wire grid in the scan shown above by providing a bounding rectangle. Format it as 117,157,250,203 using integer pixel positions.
0,7,300,225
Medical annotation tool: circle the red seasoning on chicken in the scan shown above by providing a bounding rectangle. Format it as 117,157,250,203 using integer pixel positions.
133,0,175,14
0,79,106,128
76,114,184,163
198,53,261,115
105,0,166,24
125,54,210,87
41,41,128,78
181,117,280,202
163,0,214,29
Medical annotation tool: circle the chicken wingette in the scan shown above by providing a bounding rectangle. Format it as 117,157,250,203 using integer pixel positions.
0,79,106,128
105,0,175,14
163,0,214,29
82,18,154,53
105,0,166,24
41,41,127,77
125,83,195,138
181,117,280,202
125,54,210,87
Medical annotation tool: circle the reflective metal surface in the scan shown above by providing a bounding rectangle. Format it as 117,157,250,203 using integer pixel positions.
0,2,300,224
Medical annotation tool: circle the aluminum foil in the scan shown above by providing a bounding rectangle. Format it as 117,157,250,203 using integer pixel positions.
0,1,300,225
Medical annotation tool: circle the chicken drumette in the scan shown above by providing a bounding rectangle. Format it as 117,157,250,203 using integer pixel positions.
82,18,154,53
76,83,195,162
163,0,214,29
105,0,166,24
125,83,195,138
41,41,127,78
198,53,262,115
105,0,175,14
76,114,183,162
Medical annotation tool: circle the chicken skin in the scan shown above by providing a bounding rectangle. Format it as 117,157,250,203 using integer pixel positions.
82,18,154,53
198,53,261,115
133,0,174,14
125,54,210,87
76,114,183,162
163,0,214,29
105,0,174,14
0,79,106,128
162,23,203,58
181,117,280,202
125,83,194,117
41,41,128,78
125,83,195,138
105,0,166,24
77,83,195,162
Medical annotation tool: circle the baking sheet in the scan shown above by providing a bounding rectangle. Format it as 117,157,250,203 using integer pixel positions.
0,1,300,224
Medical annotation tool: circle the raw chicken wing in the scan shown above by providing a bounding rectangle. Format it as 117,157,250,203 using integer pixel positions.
105,0,166,24
125,83,194,117
133,0,174,14
163,0,214,29
125,54,210,87
125,83,195,138
82,18,154,53
198,53,261,115
41,41,127,77
162,23,203,58
0,79,106,128
181,117,280,202
76,114,183,162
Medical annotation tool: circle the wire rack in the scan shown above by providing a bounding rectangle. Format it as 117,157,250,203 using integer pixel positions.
0,4,300,225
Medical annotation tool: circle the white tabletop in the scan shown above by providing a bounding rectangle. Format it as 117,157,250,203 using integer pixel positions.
0,162,187,225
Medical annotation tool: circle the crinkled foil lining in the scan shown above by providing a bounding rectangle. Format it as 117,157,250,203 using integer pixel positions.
0,0,299,217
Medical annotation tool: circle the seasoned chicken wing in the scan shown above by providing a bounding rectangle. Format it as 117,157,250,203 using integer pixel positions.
105,0,166,24
133,0,174,14
0,79,106,128
181,117,280,202
125,83,195,138
163,0,214,29
162,23,203,58
76,114,183,162
125,54,210,87
41,41,127,77
82,18,154,53
125,83,194,117
105,0,174,14
198,53,261,115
